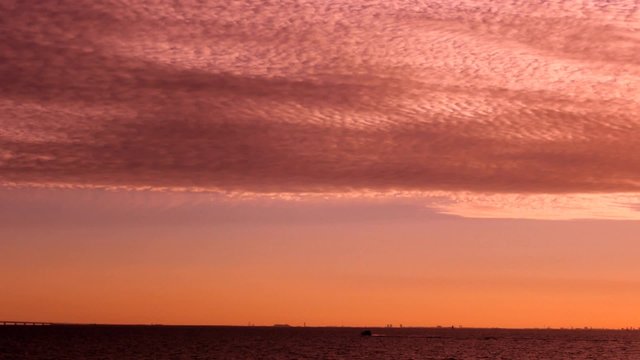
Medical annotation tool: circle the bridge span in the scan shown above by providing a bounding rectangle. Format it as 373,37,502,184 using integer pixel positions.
0,321,55,326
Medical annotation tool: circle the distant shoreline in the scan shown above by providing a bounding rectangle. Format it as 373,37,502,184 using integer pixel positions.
1,323,638,331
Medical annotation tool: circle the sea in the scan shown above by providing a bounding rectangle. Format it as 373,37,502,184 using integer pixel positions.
1,325,640,359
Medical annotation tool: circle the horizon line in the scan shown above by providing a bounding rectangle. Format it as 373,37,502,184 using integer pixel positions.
2,321,638,331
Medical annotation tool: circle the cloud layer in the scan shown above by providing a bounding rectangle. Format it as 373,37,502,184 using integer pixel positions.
2,0,640,198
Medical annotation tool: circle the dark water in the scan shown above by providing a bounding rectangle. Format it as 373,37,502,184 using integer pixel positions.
2,326,640,359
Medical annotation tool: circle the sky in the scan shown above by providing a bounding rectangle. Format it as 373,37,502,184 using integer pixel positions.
1,0,640,328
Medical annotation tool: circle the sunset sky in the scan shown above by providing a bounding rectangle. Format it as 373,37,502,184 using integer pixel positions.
2,0,640,328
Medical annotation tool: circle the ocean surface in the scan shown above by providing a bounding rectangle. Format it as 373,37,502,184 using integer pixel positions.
1,326,640,359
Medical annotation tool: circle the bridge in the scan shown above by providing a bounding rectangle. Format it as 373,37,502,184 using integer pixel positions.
0,321,55,326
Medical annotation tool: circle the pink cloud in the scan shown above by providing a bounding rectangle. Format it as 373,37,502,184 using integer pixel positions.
2,0,640,196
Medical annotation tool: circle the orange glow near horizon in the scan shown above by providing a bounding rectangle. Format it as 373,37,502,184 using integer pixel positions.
2,190,640,329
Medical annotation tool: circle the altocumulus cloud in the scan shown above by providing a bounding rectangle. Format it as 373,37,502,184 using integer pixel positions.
2,0,640,219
